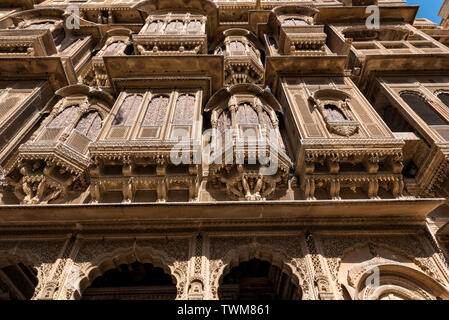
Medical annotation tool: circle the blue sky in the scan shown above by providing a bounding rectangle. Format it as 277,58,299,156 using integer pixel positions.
407,0,444,23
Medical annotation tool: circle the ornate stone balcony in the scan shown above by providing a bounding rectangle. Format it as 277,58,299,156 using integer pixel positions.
212,29,264,85
83,28,133,88
279,80,405,200
88,89,203,203
3,85,113,204
369,76,449,199
134,12,208,55
261,6,332,57
203,84,293,201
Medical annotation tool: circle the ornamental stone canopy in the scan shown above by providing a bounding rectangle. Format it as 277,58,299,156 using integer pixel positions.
0,0,448,301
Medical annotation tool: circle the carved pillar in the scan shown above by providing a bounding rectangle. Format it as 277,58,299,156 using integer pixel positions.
37,234,78,300
186,234,206,300
304,231,336,300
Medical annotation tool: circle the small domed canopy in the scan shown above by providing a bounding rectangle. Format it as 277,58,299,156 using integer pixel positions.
210,28,265,55
204,84,283,114
96,28,132,50
133,0,218,37
55,84,115,109
267,5,319,28
10,8,65,26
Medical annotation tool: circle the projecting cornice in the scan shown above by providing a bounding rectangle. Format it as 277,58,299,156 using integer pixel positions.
0,199,443,227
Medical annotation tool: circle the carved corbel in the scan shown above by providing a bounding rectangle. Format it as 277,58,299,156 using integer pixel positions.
329,179,341,200
392,178,404,199
90,183,101,204
303,177,316,200
305,153,316,174
367,179,380,199
390,153,404,174
326,154,340,174
122,179,134,204
364,154,380,174
156,178,167,202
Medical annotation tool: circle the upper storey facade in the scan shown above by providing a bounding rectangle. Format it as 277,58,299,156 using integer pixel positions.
0,0,448,209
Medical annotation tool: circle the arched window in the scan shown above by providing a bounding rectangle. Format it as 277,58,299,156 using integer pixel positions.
113,94,142,126
142,96,169,127
323,104,347,122
147,20,164,33
165,20,184,33
229,41,246,53
103,41,126,55
401,93,448,126
437,92,449,108
260,110,274,129
236,103,259,125
283,18,309,26
217,109,231,133
172,94,195,125
186,20,202,34
74,111,102,141
48,105,79,128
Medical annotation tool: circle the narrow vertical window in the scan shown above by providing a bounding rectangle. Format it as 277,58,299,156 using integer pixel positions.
147,20,164,33
186,20,202,34
113,94,142,126
217,109,231,133
74,111,102,141
172,94,195,125
323,104,347,122
401,93,448,126
103,41,126,55
142,96,169,127
236,103,259,125
229,41,245,54
48,105,79,128
165,20,184,33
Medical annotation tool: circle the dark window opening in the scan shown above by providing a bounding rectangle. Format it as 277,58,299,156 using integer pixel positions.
401,93,448,126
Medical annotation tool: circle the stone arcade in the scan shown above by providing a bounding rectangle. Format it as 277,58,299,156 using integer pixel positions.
1,0,449,300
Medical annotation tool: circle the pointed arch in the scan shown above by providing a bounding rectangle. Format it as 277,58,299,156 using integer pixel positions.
71,245,186,300
210,243,307,300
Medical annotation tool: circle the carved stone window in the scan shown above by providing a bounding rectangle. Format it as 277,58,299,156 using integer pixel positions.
217,109,231,133
323,104,347,122
310,89,359,137
186,20,202,34
401,92,448,126
172,94,195,125
113,94,142,126
48,105,79,128
260,110,274,129
147,20,164,33
103,41,126,55
437,92,449,108
229,41,246,53
236,103,259,125
142,96,169,127
74,111,102,141
165,20,184,33
283,18,309,26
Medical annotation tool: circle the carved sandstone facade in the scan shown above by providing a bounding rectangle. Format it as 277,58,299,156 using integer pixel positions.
1,0,449,300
